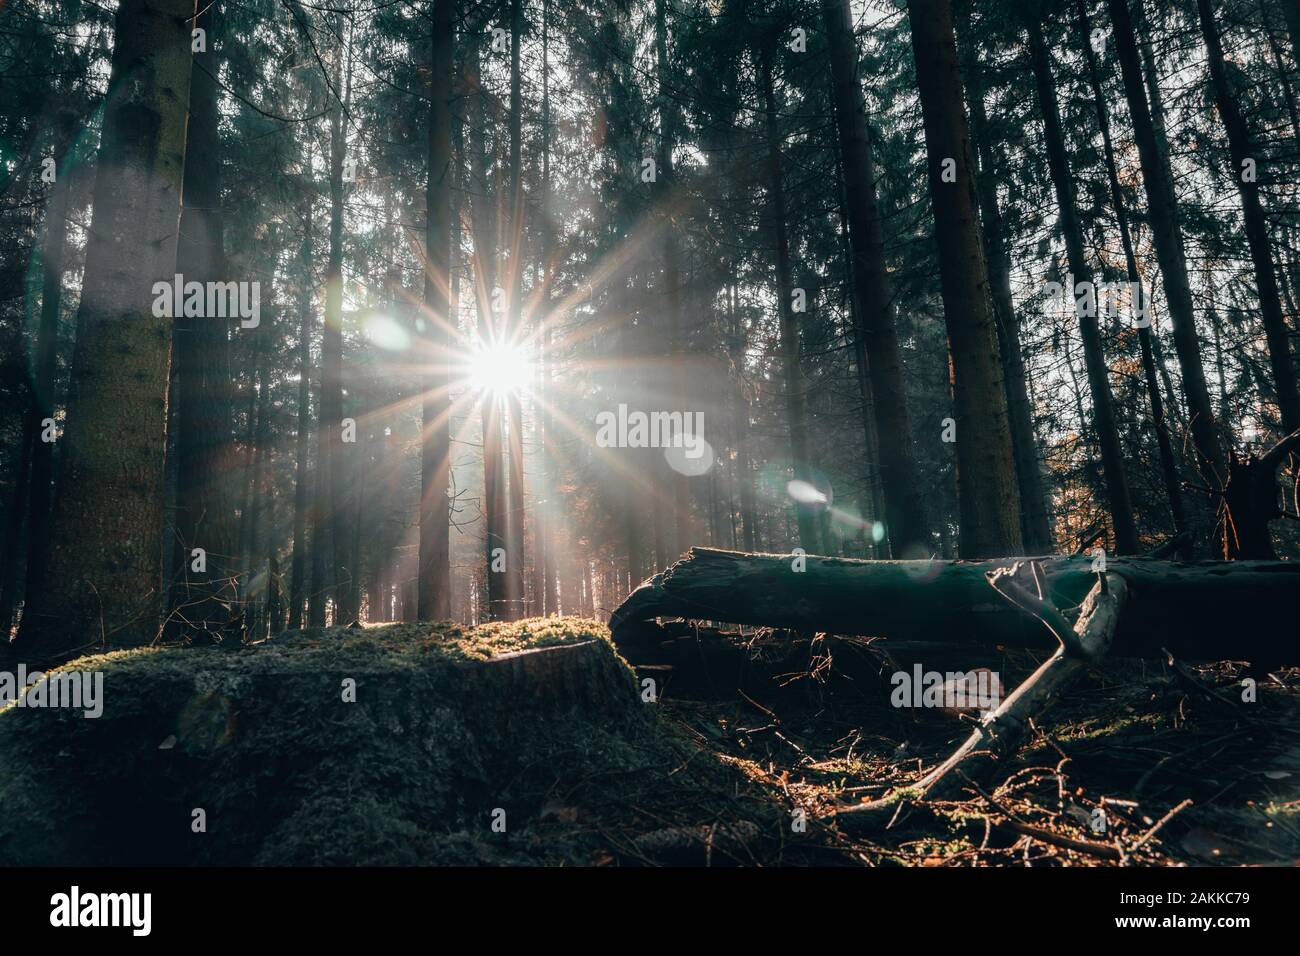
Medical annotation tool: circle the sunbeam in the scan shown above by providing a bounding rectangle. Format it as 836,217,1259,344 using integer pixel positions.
466,339,534,399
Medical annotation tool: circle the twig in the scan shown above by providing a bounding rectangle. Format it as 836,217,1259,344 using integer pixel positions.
966,778,1122,862
1130,798,1193,851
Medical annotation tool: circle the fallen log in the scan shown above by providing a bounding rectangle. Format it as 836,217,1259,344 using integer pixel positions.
833,563,1125,833
609,547,1300,665
617,624,890,694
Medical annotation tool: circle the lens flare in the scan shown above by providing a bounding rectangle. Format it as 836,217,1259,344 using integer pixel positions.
467,341,533,397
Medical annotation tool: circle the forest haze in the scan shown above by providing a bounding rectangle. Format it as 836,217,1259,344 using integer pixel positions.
2,0,1300,660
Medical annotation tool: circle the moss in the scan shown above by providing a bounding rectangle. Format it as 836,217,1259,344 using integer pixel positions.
0,617,784,866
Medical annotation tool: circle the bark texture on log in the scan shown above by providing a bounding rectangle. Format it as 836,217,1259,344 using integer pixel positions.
609,548,1299,664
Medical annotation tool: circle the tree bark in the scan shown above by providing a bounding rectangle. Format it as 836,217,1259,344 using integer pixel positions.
960,30,1054,554
823,0,931,558
0,398,34,637
1076,0,1187,538
237,321,273,620
540,0,559,615
325,26,357,624
908,0,1023,557
1196,0,1300,434
289,178,314,630
16,0,197,665
1026,12,1139,554
1281,0,1300,86
306,338,330,627
610,546,1300,666
1106,0,1224,474
466,31,510,622
10,125,74,627
504,0,527,619
171,0,237,637
655,0,692,558
759,42,822,555
418,0,454,621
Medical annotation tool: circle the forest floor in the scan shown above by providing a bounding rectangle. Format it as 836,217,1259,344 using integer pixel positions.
649,630,1300,865
1,616,1296,865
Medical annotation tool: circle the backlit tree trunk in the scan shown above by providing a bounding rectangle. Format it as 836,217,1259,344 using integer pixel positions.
418,0,454,621
1026,12,1138,554
504,0,527,619
468,32,510,622
324,25,357,623
823,0,931,558
171,0,236,635
1196,0,1300,434
290,182,313,629
1106,0,1224,474
12,122,75,626
759,42,822,555
908,0,1023,557
1075,0,1186,536
960,30,1054,554
17,0,197,664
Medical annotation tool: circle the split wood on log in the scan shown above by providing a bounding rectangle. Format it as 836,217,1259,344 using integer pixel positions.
609,547,1299,665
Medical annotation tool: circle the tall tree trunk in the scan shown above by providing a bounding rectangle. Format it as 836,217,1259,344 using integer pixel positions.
0,399,34,636
16,0,197,665
266,552,283,635
1196,0,1300,434
468,34,509,622
1281,0,1300,74
654,0,692,558
823,0,931,558
759,43,821,555
11,129,74,627
503,0,527,619
1025,12,1138,554
238,321,272,582
908,0,1023,558
1076,0,1186,536
833,160,885,555
307,384,329,624
960,29,1054,554
171,0,236,637
289,183,313,629
418,0,454,621
1106,0,1224,474
1209,302,1236,448
245,370,272,637
323,25,357,624
1261,0,1300,149
726,284,758,553
306,318,331,626
349,420,367,622
540,0,559,615
620,299,644,589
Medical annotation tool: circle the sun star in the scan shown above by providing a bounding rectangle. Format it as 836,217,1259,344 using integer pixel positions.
467,340,533,398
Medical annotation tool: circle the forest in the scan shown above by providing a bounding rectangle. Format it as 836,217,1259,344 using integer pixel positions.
1,0,1299,871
